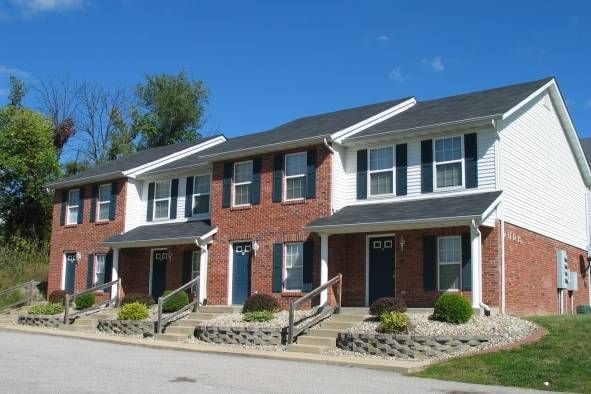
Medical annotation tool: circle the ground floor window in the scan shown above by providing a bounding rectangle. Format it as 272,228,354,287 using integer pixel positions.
284,242,303,291
95,254,106,285
437,236,461,291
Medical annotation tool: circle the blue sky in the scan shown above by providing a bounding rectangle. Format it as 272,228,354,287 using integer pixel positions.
1,0,590,150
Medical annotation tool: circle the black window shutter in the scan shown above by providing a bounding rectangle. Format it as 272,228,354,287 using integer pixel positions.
251,157,262,205
464,133,478,189
146,182,155,221
222,162,233,208
170,178,179,219
109,181,118,221
306,149,317,199
395,144,407,196
90,185,98,223
423,236,437,291
272,243,283,293
302,240,314,292
87,254,94,289
356,149,368,200
272,154,284,203
461,233,472,291
60,190,68,226
182,250,193,284
421,140,433,193
77,187,85,224
185,176,194,217
104,252,113,291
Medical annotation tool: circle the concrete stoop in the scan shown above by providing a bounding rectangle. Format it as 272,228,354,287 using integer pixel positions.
155,305,239,343
61,317,98,332
0,312,15,326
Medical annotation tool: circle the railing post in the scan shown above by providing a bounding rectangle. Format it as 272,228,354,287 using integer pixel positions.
64,294,70,325
337,274,342,313
157,297,163,334
116,278,121,307
27,281,34,306
288,300,295,344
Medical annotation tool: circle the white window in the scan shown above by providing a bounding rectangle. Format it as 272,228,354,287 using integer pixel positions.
284,152,307,200
154,180,171,220
233,161,252,206
284,243,303,291
438,236,462,291
95,254,106,285
434,136,464,189
97,184,111,221
67,189,80,224
368,146,394,196
193,175,211,215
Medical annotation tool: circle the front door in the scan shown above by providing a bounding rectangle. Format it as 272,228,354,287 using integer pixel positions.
64,252,77,294
368,236,395,304
232,242,252,305
151,250,168,299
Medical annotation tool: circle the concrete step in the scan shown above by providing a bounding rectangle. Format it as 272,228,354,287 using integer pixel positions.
173,319,202,327
155,333,189,342
188,312,217,320
297,336,336,347
164,326,195,335
338,307,370,316
308,328,341,338
320,321,356,330
330,314,367,323
286,344,328,354
199,305,241,314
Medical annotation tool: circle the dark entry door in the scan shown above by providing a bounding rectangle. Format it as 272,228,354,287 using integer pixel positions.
368,236,395,304
64,252,77,294
232,242,252,305
151,250,168,299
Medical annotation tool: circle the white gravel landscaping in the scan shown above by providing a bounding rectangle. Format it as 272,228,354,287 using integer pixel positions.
200,308,320,329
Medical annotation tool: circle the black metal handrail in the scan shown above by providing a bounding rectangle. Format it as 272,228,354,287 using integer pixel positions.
287,273,342,344
64,278,121,324
0,280,35,313
156,276,200,334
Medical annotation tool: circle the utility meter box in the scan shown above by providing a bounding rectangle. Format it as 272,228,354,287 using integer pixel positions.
568,271,578,291
556,250,569,289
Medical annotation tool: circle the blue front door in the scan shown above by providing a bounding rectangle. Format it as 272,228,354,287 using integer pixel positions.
64,252,77,294
232,242,252,305
368,236,395,304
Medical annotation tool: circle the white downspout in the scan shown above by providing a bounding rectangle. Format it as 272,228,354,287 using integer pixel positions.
471,219,490,314
494,118,506,314
195,240,209,305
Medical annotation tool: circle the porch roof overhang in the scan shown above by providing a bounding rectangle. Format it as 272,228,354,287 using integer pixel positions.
100,221,217,248
305,191,502,235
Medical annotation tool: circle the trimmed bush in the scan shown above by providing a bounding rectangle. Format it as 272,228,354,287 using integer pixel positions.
242,294,280,313
378,311,409,333
28,303,64,315
74,293,96,310
48,290,67,305
117,302,149,320
431,293,473,324
369,297,407,317
243,310,274,322
162,290,189,313
121,293,155,307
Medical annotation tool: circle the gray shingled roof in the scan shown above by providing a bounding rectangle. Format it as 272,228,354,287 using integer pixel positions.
350,78,552,139
580,138,591,164
102,221,215,247
306,191,502,232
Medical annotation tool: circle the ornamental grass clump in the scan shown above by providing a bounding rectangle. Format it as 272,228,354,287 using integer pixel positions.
28,303,64,315
369,297,407,317
48,290,67,305
431,293,473,324
243,310,274,323
117,302,149,320
377,311,410,334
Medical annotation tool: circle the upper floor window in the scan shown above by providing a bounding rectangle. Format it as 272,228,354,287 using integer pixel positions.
233,161,252,206
434,136,464,189
284,242,303,291
284,152,307,200
154,180,171,220
369,146,394,196
193,174,211,215
95,254,106,285
97,184,111,221
438,236,461,291
67,189,80,225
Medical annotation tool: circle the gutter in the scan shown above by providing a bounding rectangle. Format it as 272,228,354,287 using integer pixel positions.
46,171,125,190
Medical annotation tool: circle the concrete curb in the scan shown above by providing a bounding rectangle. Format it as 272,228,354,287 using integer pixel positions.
0,325,428,373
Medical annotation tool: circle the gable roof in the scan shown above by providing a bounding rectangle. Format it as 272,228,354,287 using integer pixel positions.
101,221,216,248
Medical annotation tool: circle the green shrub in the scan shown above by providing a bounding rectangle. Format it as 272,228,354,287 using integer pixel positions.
369,297,407,316
243,310,274,322
432,293,473,324
74,293,95,310
378,311,410,333
117,302,150,320
28,303,64,315
162,290,189,313
242,294,280,313
121,293,154,307
48,290,67,305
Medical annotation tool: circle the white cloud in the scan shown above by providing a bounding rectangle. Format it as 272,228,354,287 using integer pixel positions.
375,34,389,43
421,56,445,72
9,0,87,14
388,67,406,83
0,65,31,79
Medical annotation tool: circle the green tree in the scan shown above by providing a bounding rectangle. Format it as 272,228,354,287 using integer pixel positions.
133,71,208,149
8,75,27,108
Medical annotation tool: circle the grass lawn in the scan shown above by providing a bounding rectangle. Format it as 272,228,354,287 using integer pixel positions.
415,315,591,393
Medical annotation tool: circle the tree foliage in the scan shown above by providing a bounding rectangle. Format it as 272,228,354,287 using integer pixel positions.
8,75,27,108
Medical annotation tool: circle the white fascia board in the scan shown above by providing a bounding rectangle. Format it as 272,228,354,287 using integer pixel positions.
100,237,198,249
124,136,226,178
331,98,417,144
480,192,503,220
501,79,555,121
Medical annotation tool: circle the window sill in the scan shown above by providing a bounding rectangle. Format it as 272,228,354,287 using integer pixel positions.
64,224,78,228
95,220,110,225
281,291,306,297
281,199,306,206
231,205,251,211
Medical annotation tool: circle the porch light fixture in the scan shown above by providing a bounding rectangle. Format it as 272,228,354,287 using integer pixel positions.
399,236,406,254
252,241,260,256
75,252,81,263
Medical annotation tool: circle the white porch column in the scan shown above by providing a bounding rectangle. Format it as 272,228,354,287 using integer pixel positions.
320,233,329,305
199,245,208,304
470,223,482,309
110,248,120,302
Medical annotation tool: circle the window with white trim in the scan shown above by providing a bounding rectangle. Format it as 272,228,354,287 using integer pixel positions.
233,161,252,206
368,146,394,196
284,242,303,291
438,236,461,291
95,254,106,285
434,136,464,189
97,184,111,221
67,189,80,224
284,152,307,200
154,180,171,220
193,175,211,215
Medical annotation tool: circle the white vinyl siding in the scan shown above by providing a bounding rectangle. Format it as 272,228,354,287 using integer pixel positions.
153,180,171,220
284,152,307,200
193,175,211,215
67,189,80,225
233,161,252,206
97,184,111,221
284,243,303,291
438,236,461,291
